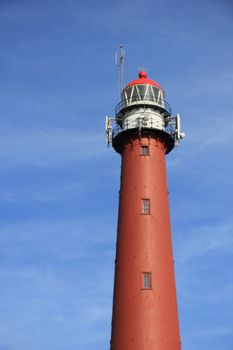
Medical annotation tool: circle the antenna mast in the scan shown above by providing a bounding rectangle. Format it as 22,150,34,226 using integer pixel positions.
115,44,125,97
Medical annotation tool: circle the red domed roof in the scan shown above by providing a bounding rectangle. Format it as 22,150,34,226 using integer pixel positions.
126,70,162,89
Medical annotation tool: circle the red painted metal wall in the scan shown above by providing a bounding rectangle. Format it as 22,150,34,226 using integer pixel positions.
110,134,181,350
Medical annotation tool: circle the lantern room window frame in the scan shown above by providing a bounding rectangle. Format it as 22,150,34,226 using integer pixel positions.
123,84,163,105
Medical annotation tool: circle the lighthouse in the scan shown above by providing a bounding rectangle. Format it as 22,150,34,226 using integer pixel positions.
106,69,184,350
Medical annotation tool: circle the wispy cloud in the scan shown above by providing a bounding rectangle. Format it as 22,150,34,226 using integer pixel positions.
173,218,233,299
191,326,233,338
0,218,115,349
0,181,82,202
0,128,108,168
175,219,233,264
0,218,116,261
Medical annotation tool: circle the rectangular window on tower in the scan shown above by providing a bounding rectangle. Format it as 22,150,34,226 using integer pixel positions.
141,199,150,214
141,145,149,156
142,272,152,289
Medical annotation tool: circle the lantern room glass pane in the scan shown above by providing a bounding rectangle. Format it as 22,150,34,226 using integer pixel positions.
147,86,154,101
124,87,133,102
152,86,159,101
131,86,139,102
137,85,147,100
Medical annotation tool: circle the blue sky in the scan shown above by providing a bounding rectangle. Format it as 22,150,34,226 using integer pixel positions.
0,0,232,349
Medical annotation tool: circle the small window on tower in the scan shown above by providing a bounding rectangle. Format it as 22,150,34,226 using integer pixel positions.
141,145,149,156
141,199,150,214
142,272,152,289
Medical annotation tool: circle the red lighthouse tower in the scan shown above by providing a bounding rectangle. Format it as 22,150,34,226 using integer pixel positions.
106,69,184,350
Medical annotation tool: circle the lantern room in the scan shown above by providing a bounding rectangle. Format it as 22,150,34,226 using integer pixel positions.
115,70,171,117
106,69,185,154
